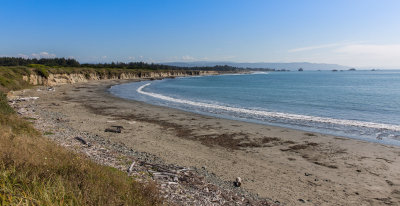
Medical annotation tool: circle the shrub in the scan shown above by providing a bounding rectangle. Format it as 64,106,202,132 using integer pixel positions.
27,64,50,78
35,67,49,78
0,92,14,115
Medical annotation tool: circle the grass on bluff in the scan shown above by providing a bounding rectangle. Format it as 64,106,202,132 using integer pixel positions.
0,89,162,204
0,66,32,93
0,65,168,93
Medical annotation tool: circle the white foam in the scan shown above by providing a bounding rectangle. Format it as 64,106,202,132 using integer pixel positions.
137,83,400,132
251,72,270,75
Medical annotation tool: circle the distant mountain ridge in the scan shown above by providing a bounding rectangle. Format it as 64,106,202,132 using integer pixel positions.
162,61,351,71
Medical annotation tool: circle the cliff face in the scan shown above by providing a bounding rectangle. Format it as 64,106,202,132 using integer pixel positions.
22,70,218,86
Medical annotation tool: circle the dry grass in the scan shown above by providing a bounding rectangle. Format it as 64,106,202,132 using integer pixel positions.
0,67,32,93
0,92,163,205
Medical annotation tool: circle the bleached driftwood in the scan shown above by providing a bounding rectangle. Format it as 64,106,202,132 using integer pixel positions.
127,161,136,173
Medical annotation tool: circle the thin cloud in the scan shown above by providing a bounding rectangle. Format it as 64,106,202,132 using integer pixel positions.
31,51,56,58
334,44,400,56
219,55,236,60
17,54,29,59
289,43,342,52
332,44,400,67
182,55,196,61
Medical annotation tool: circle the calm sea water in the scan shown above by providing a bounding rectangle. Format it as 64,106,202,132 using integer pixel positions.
109,70,400,146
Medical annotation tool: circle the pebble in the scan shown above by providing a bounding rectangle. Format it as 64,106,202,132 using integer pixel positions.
234,177,242,187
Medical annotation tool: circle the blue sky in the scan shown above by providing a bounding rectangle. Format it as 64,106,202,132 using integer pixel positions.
1,0,400,68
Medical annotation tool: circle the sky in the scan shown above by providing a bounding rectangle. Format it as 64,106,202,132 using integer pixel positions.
1,0,400,68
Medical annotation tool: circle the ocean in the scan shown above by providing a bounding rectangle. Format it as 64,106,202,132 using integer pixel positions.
109,70,400,146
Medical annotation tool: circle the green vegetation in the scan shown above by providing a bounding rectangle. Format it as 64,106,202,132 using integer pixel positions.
27,64,50,78
0,57,243,71
43,131,55,135
36,68,49,78
27,64,47,69
0,57,80,67
0,66,153,92
0,57,244,93
0,66,32,93
0,92,15,115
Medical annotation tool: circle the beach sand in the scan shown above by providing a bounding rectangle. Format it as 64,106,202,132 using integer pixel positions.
14,79,400,205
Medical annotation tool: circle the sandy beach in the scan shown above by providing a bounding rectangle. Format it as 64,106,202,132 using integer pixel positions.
11,79,400,205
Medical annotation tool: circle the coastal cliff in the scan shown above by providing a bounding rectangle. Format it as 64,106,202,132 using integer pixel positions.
22,70,218,86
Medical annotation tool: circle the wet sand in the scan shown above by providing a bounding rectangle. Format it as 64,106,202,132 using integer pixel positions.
16,79,400,205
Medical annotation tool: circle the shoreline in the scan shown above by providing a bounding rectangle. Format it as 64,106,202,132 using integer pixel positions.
110,76,400,147
10,79,400,205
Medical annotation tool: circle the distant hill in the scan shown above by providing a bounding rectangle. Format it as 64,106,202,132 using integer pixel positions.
162,61,351,71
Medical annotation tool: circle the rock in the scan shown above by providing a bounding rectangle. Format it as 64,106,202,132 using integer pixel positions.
298,198,306,203
234,177,242,187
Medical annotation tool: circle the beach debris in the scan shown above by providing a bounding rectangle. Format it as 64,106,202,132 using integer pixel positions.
234,177,242,187
104,128,120,133
127,160,136,173
106,120,116,123
298,198,306,203
9,96,39,103
74,136,91,147
17,108,28,115
127,121,136,124
386,180,394,186
105,125,123,133
48,87,55,91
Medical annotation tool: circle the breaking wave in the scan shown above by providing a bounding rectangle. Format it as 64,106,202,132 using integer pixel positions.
137,83,400,132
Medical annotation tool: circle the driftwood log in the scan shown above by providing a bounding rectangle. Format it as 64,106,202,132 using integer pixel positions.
74,136,87,145
105,125,124,133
